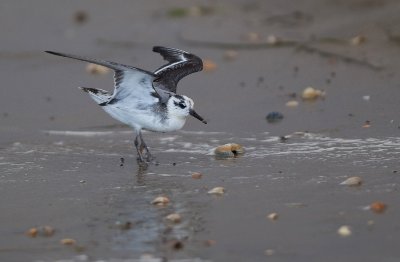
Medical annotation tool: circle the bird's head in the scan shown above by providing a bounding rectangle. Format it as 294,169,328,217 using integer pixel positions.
167,95,207,124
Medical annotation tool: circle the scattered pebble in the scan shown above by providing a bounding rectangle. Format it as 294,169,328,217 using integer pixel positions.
86,63,110,75
362,120,371,128
203,59,217,72
26,226,55,237
266,111,284,123
279,136,289,142
370,201,387,214
79,180,86,184
214,143,244,159
302,86,324,100
60,238,76,245
114,221,133,230
350,35,366,46
340,176,362,186
266,35,279,45
26,227,38,238
223,50,238,61
73,11,89,24
165,213,182,223
120,157,125,167
191,172,203,179
170,240,184,250
286,100,299,107
151,196,170,206
267,212,279,221
362,95,370,101
208,187,225,195
337,225,352,237
265,249,275,256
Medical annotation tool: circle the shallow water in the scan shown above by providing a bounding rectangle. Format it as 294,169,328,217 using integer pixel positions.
1,129,400,261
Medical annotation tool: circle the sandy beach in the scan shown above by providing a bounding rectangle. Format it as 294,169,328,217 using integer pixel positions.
1,1,400,261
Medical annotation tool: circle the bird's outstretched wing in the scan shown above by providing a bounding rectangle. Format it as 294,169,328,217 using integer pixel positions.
152,46,203,93
45,51,172,105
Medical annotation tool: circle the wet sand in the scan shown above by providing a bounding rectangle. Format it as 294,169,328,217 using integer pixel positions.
1,1,400,261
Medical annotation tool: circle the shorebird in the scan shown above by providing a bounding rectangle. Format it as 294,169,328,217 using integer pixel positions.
45,46,206,162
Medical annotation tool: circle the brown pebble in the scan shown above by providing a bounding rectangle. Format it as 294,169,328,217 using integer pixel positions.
74,11,88,24
203,59,217,72
26,227,38,238
60,238,76,245
191,172,203,179
214,143,244,159
370,201,387,214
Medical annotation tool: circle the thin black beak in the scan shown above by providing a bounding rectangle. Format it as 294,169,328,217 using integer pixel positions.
189,109,207,124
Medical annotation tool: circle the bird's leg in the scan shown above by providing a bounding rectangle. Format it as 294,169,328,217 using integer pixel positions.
134,133,145,163
139,131,154,162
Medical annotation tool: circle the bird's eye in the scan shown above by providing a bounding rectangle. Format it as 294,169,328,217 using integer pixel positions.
178,102,186,109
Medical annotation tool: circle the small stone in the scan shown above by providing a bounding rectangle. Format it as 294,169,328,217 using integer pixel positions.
208,187,225,195
214,143,244,159
74,11,88,24
266,35,279,45
286,100,299,107
26,227,38,238
267,213,279,221
165,213,182,223
191,172,203,179
60,238,76,245
265,249,275,256
337,225,352,237
370,201,387,214
350,35,366,46
266,112,284,123
340,176,362,186
203,59,217,72
302,87,324,100
79,180,86,183
86,63,110,75
362,120,371,128
41,226,55,237
151,196,170,206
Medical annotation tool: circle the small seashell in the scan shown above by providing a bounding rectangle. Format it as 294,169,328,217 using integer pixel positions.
151,196,170,206
60,238,76,245
165,213,182,223
208,187,225,195
337,225,352,237
223,50,238,61
340,176,362,186
214,143,244,159
266,112,284,123
370,201,387,214
86,63,110,75
26,227,38,238
302,87,324,100
203,59,217,72
191,172,203,179
286,100,299,107
267,212,279,221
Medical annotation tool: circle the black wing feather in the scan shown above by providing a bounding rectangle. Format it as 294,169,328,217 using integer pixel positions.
152,46,203,93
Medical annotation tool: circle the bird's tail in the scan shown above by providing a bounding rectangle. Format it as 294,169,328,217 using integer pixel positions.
79,87,111,105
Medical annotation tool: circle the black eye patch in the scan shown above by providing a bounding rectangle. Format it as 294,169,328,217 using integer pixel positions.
173,101,186,109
